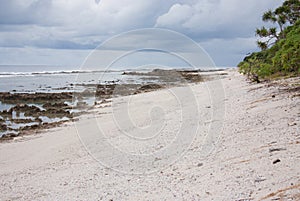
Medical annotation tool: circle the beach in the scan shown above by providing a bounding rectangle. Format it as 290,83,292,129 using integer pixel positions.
0,69,299,200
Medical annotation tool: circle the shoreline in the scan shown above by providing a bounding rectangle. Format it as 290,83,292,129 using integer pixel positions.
0,69,299,200
0,69,228,141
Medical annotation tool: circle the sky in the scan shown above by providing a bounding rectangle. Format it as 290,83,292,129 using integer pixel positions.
0,0,284,68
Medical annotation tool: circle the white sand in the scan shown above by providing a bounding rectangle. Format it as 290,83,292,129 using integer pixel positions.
0,70,299,200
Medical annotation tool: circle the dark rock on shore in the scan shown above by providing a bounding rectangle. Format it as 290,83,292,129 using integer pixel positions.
45,108,72,118
180,72,203,83
0,123,7,131
0,100,74,141
0,130,20,141
96,84,116,97
10,119,37,124
139,84,163,91
122,69,204,83
0,92,73,104
43,102,71,110
8,104,42,114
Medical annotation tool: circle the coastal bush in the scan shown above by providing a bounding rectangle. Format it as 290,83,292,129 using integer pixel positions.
238,0,300,81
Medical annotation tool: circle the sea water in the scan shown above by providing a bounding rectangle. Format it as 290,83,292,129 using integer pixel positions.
0,65,156,137
0,65,156,93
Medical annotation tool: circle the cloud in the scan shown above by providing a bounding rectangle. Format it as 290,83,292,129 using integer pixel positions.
155,0,284,39
0,0,175,49
155,4,194,29
0,0,285,66
0,0,53,25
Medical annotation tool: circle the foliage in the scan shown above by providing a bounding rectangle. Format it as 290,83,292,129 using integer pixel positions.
256,0,300,49
238,0,300,82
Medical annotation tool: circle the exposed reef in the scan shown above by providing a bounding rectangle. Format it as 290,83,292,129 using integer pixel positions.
0,68,227,141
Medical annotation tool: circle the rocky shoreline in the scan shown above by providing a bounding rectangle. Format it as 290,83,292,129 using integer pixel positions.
0,69,227,141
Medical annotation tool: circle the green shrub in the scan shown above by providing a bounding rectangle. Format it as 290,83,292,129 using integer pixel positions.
238,20,300,81
238,1,300,81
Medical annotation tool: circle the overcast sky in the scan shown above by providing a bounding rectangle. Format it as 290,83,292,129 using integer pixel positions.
0,0,284,68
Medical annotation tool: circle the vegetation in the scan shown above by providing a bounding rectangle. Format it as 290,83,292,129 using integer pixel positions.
238,0,300,82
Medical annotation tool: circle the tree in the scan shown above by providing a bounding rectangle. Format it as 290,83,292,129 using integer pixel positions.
277,0,300,25
255,27,278,50
256,0,300,50
238,0,300,81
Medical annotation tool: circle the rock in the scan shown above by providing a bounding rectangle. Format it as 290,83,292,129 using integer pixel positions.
95,84,116,97
288,122,297,126
139,84,162,91
180,72,203,82
254,177,266,183
269,148,286,153
43,102,70,109
8,132,19,138
45,108,71,118
21,124,39,130
10,119,36,124
0,123,7,131
8,104,41,114
273,159,281,164
0,132,19,140
122,69,204,83
35,117,43,123
0,92,73,104
0,134,10,140
197,163,203,167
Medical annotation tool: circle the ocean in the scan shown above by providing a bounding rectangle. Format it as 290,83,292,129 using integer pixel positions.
0,65,156,93
0,65,162,137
